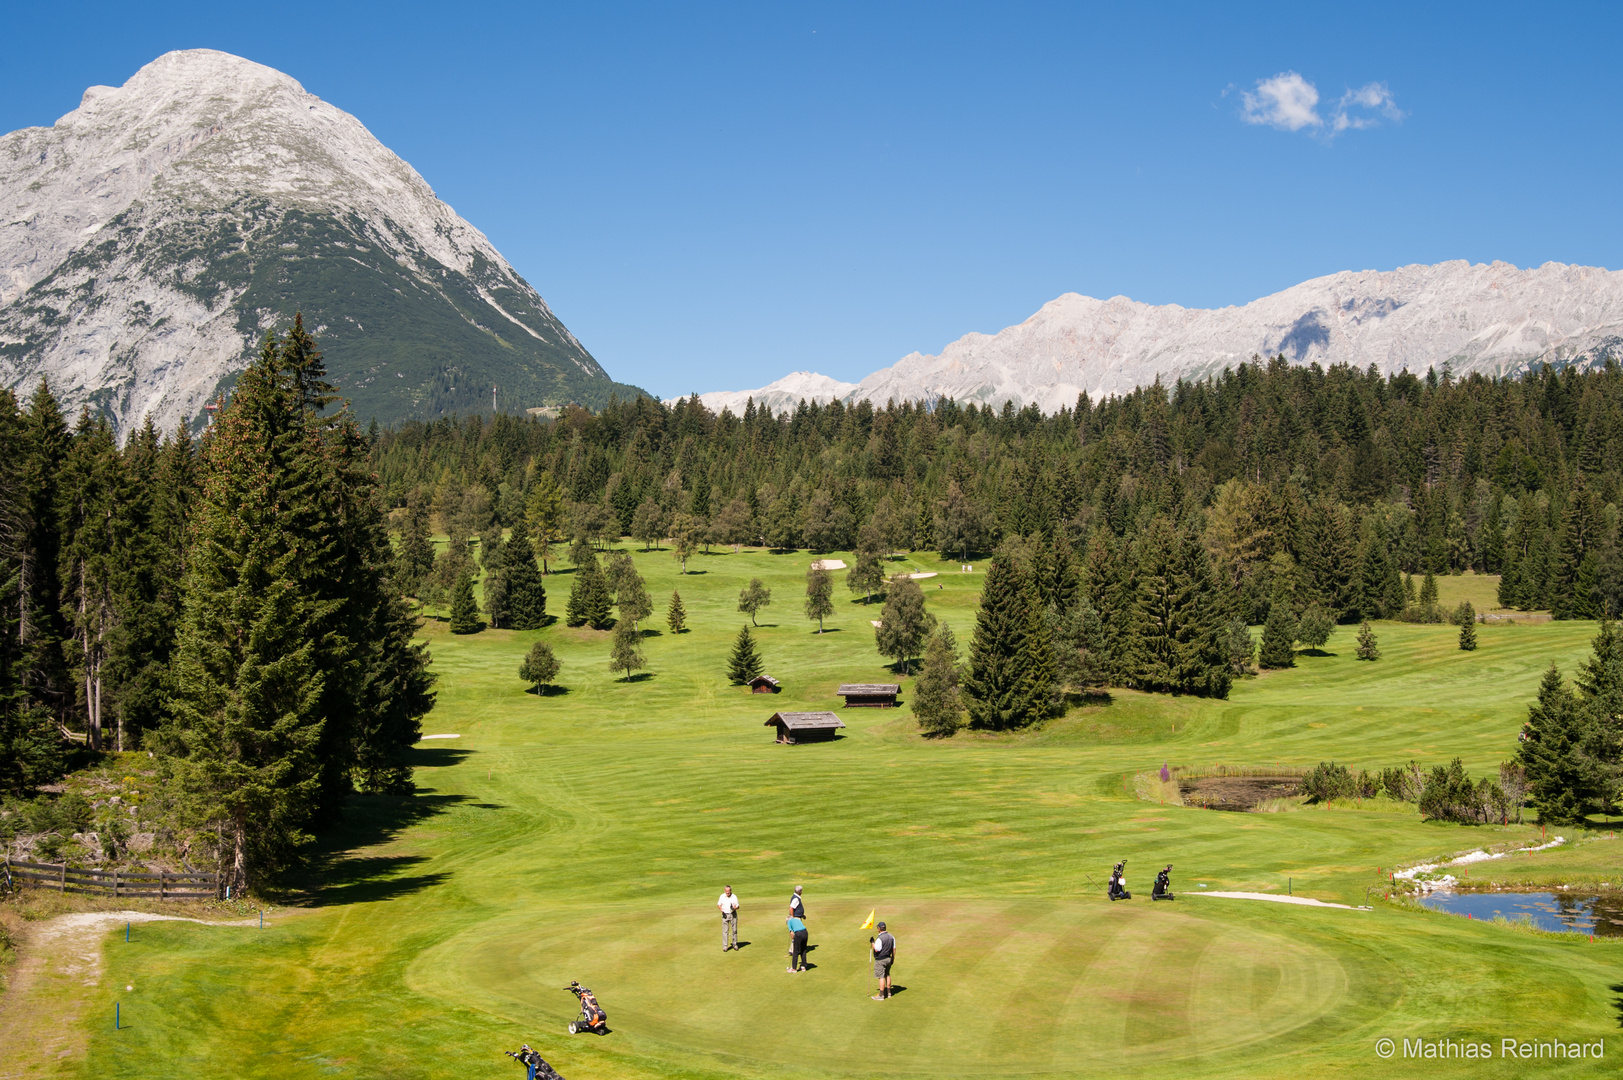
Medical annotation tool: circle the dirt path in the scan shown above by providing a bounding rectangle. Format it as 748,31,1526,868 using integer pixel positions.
0,911,257,1079
1189,892,1372,910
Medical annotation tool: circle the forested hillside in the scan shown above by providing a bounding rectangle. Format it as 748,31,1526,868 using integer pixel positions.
376,356,1623,624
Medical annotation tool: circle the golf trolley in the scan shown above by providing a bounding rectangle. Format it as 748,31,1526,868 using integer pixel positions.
1108,860,1131,901
505,1045,564,1080
1152,865,1174,901
565,982,607,1035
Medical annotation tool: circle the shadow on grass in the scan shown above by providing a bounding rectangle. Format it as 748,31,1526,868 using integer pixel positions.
525,685,572,697
291,789,476,907
1610,983,1623,1027
411,746,473,768
679,569,710,575
641,628,663,638
811,628,845,634
1300,648,1339,658
618,672,654,683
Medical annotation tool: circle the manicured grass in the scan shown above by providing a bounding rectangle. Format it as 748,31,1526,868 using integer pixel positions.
44,548,1623,1078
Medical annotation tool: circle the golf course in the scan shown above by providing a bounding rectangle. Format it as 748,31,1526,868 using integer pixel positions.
10,547,1622,1079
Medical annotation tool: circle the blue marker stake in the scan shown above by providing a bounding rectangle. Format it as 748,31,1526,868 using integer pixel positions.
125,921,130,943
260,909,263,929
116,1003,120,1030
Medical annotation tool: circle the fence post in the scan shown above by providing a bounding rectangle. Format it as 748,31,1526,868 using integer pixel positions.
59,862,65,893
113,868,119,899
158,873,165,902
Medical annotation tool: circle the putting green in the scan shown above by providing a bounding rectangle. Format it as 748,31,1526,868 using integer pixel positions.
35,549,1622,1079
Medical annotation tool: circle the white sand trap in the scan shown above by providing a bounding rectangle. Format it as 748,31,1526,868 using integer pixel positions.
419,734,461,740
1191,891,1370,910
907,572,939,580
810,559,847,570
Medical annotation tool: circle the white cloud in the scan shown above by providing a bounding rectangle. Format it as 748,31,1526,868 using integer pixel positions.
1239,73,1403,139
1332,82,1404,131
1241,72,1322,131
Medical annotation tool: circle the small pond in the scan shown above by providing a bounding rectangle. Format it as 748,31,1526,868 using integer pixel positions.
1419,891,1623,936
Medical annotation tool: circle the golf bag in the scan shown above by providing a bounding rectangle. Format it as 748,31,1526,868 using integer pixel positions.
1108,861,1131,901
565,982,607,1034
505,1045,565,1080
1152,865,1174,901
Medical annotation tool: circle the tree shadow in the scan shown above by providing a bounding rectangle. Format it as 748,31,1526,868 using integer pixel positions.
411,746,473,768
288,789,481,906
525,685,572,697
1063,689,1114,708
811,627,845,634
1610,983,1623,1027
619,672,654,683
681,569,710,575
1300,648,1339,658
640,628,663,638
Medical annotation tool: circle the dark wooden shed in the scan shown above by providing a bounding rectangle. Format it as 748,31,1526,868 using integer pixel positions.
765,711,846,744
749,675,782,694
838,683,901,708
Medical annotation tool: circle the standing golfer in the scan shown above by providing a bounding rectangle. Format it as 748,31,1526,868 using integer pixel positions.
789,885,805,921
870,921,896,999
718,885,740,951
786,912,808,972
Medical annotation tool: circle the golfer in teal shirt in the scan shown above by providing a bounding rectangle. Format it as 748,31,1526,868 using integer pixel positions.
786,914,808,972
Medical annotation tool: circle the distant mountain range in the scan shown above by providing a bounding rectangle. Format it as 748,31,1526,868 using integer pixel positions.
0,49,643,435
681,261,1623,414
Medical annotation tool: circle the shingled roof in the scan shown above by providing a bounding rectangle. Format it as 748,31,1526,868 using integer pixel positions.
838,683,900,695
765,711,847,730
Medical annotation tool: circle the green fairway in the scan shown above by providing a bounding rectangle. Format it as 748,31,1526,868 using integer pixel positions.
40,551,1623,1079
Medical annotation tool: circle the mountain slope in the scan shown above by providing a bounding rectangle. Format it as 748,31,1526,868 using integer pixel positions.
710,261,1623,414
0,49,642,434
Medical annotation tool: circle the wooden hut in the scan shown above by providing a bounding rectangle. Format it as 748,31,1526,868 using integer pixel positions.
838,683,900,708
765,712,846,744
749,675,782,694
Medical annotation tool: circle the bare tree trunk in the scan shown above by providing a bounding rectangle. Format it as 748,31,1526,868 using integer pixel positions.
229,815,248,894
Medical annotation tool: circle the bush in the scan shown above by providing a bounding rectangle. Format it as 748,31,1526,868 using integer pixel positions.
1379,761,1425,802
1300,761,1374,802
1417,758,1504,822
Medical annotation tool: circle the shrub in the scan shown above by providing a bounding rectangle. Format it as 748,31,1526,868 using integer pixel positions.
1300,761,1371,802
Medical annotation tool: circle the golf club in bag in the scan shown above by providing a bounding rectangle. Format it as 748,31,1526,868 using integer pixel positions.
1152,865,1174,901
505,1045,564,1080
1108,860,1131,901
565,982,608,1034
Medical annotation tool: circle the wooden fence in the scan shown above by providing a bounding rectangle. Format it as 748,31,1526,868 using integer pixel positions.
3,859,218,900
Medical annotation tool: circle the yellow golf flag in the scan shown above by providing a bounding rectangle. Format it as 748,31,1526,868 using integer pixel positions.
860,909,875,930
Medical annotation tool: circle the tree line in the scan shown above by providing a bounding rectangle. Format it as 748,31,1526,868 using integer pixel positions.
0,318,435,889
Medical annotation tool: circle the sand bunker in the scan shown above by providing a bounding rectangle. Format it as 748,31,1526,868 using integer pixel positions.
1192,892,1370,910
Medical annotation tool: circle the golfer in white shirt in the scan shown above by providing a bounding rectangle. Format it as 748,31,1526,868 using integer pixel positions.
718,885,741,951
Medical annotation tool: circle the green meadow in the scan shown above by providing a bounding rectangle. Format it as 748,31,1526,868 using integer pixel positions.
23,546,1623,1079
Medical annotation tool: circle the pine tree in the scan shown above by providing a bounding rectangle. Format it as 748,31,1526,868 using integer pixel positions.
727,624,763,684
963,547,1048,729
1130,523,1232,697
1457,600,1478,651
804,564,834,632
566,554,614,629
738,577,772,626
1516,664,1602,824
609,620,646,680
449,571,480,633
1419,569,1439,611
1258,603,1297,669
615,563,653,630
666,590,687,633
56,409,121,749
912,626,964,736
1356,620,1381,660
519,641,561,693
504,532,549,630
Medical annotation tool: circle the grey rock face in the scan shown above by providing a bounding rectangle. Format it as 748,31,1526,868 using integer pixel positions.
1,49,634,435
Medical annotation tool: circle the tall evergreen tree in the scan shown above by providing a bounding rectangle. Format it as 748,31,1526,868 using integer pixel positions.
566,555,614,630
449,571,480,633
1131,523,1232,697
1516,664,1602,824
1258,602,1297,669
963,547,1049,729
1457,601,1478,651
1355,620,1381,660
609,619,646,679
503,532,549,630
666,589,687,633
726,624,763,684
912,626,964,736
56,409,121,749
18,380,71,724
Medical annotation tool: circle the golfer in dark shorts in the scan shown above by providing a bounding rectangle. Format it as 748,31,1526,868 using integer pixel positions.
786,914,808,972
870,922,895,999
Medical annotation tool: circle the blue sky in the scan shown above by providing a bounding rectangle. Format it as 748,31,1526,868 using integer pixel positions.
4,2,1620,398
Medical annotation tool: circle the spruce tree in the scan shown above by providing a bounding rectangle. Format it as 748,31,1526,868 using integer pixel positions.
609,620,646,680
398,498,435,593
804,564,834,632
1515,664,1602,823
727,624,763,684
449,570,480,633
963,547,1046,729
1457,601,1478,651
519,641,561,693
616,564,653,630
504,532,548,630
1355,620,1381,660
56,409,121,749
1419,569,1440,612
567,555,614,629
666,590,687,633
912,626,964,736
1131,523,1232,697
1258,603,1297,669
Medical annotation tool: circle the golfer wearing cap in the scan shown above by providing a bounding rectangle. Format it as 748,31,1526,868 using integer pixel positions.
870,921,896,1000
